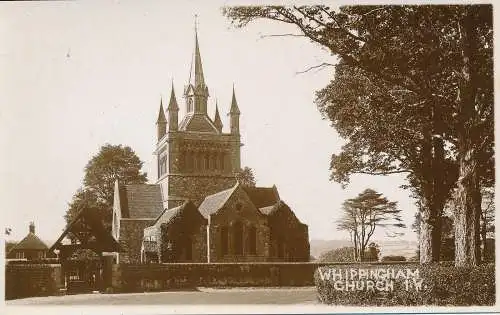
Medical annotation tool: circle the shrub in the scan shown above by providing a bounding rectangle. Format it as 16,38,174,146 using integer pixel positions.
381,256,407,262
315,263,495,306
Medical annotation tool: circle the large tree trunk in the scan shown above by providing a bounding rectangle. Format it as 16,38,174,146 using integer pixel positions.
454,9,481,267
419,133,444,264
419,199,442,264
454,149,480,267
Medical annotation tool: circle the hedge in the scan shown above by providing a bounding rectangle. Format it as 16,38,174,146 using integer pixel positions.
315,263,495,306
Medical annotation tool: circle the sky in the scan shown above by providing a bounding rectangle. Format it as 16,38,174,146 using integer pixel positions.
0,1,418,245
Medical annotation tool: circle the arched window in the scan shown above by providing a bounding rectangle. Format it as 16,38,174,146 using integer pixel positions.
188,152,194,171
204,154,209,170
221,226,229,256
184,236,193,261
211,154,217,170
247,226,257,255
232,221,243,255
219,154,225,171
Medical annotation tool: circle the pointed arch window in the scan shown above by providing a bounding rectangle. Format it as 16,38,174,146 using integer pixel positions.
232,221,243,255
221,226,229,256
247,225,257,255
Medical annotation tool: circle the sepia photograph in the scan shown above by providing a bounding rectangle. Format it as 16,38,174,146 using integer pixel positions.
1,1,496,314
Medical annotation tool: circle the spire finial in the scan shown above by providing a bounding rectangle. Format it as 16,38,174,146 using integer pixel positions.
195,14,198,33
230,83,240,115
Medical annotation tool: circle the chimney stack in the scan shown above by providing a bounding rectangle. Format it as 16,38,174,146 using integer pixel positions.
29,221,35,234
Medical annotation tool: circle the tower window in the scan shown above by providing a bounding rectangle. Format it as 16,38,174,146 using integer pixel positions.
219,154,225,171
204,154,209,170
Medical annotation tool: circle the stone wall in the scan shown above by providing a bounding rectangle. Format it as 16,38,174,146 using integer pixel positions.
111,262,335,292
167,174,236,207
5,264,63,300
119,219,155,264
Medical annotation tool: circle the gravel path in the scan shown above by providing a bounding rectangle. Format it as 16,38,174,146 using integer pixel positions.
6,287,318,305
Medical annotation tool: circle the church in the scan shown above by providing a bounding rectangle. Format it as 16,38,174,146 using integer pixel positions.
111,26,310,264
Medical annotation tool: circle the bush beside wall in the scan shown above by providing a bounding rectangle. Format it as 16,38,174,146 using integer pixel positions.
5,264,63,300
315,263,495,306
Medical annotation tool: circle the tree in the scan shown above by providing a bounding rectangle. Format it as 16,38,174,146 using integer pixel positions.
337,189,405,261
223,5,493,267
318,247,355,262
65,144,148,230
235,166,256,187
480,186,495,261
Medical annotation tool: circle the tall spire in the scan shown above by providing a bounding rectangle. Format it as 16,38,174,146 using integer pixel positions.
157,97,166,122
230,84,240,115
168,81,179,111
214,99,223,132
156,96,167,140
188,15,206,89
167,81,179,131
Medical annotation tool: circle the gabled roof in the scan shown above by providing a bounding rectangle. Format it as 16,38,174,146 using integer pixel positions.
150,201,187,228
49,206,121,253
198,184,239,218
242,186,280,209
178,113,219,133
118,184,164,219
9,233,48,252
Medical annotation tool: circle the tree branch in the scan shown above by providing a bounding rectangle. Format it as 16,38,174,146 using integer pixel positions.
258,33,307,39
354,169,411,176
296,62,335,74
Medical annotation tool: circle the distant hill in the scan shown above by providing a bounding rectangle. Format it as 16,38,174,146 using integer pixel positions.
310,239,418,260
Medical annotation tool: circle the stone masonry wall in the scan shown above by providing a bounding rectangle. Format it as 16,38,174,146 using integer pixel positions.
167,174,236,207
5,264,63,300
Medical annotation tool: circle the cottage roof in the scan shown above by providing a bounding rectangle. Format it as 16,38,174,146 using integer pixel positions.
9,232,48,252
119,184,164,219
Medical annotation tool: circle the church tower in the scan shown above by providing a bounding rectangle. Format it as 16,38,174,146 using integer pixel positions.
155,23,242,209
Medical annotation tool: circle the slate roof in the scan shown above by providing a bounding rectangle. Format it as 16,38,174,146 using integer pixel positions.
9,233,48,252
242,186,280,209
150,202,186,228
198,184,238,218
179,113,218,133
119,184,164,219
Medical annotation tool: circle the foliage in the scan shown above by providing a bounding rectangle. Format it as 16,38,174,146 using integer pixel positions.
381,255,407,262
65,144,148,232
318,247,355,262
315,263,495,305
235,166,257,187
318,245,379,262
337,189,405,261
223,5,494,266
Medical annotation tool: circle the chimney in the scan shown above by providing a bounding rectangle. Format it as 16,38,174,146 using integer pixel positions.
29,221,35,234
